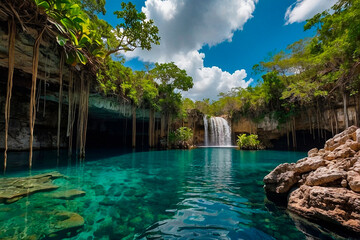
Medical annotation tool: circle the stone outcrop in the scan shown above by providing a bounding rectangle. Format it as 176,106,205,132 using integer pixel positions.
264,126,360,234
0,171,64,203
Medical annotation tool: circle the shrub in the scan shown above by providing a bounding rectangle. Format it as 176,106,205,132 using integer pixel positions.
169,127,193,148
236,134,263,150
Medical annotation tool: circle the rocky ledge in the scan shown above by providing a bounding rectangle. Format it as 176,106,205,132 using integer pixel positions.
0,171,64,203
264,126,360,234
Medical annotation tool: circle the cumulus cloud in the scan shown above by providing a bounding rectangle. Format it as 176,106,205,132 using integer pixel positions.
285,0,337,25
123,0,258,100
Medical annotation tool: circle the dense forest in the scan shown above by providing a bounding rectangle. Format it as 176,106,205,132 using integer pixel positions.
1,0,360,167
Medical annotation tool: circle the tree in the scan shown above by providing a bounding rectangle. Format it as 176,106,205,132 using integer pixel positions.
105,2,160,56
151,62,193,145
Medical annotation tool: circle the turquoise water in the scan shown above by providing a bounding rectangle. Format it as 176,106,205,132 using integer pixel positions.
0,148,342,239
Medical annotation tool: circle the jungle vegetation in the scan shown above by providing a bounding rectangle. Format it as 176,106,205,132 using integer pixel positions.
2,0,360,170
184,0,360,148
236,134,263,150
2,0,193,170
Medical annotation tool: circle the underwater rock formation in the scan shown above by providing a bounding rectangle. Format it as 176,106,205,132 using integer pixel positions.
0,171,64,203
264,126,360,233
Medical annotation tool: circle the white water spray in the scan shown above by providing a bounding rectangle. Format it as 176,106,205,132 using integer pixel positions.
203,115,209,146
203,116,232,146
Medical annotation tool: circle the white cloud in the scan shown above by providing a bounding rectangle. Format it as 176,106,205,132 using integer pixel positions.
123,0,258,100
285,0,337,25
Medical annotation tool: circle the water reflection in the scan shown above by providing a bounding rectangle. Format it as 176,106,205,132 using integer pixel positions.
0,148,345,239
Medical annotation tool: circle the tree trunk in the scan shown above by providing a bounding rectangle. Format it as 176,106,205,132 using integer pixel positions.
167,115,171,148
56,52,64,156
330,110,334,137
155,116,159,147
148,109,154,148
286,122,290,149
132,105,136,148
343,90,349,128
307,109,312,135
152,113,156,147
160,114,166,138
292,117,297,149
316,101,320,139
333,109,339,134
354,96,359,126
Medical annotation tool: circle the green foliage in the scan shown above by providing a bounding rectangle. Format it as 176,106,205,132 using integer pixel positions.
34,0,105,66
97,59,193,115
179,98,195,120
169,127,193,144
151,62,193,117
34,0,160,75
106,2,160,55
236,134,263,150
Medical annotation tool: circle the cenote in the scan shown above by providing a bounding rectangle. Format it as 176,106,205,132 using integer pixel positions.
0,148,344,240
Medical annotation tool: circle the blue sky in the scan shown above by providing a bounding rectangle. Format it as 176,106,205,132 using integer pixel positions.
100,0,337,100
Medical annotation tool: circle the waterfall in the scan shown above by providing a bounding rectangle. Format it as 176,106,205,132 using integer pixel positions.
203,115,208,146
203,115,232,146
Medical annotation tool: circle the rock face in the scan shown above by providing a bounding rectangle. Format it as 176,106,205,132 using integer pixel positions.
264,126,360,234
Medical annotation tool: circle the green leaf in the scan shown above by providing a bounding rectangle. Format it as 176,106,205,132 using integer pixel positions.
69,30,79,46
60,18,74,31
76,51,87,65
53,22,66,34
36,1,50,9
72,17,85,25
78,35,91,47
56,35,68,46
65,52,76,65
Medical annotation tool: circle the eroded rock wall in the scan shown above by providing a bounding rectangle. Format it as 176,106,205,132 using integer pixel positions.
231,107,358,149
0,76,68,151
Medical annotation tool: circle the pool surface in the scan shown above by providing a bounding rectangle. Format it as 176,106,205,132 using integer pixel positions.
0,148,345,239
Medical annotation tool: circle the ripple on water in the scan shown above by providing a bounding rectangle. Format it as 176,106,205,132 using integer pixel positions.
0,148,344,239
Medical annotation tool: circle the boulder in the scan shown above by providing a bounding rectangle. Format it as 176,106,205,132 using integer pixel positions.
263,163,298,193
263,156,326,194
264,126,360,234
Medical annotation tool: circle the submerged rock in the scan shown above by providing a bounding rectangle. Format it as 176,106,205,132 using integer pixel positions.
0,171,64,204
46,189,86,200
47,211,85,238
264,126,360,234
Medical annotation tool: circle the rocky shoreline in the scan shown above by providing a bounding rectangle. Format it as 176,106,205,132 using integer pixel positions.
264,126,360,235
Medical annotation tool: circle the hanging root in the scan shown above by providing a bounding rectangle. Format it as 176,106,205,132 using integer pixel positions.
67,70,76,156
4,18,16,173
29,27,45,169
56,51,64,156
76,71,90,159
